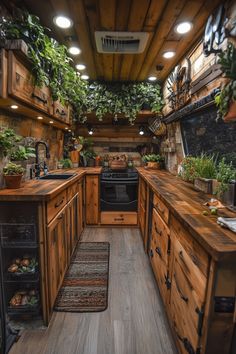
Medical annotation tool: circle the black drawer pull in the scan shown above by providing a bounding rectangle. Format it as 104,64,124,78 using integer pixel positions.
149,249,154,258
57,213,64,220
56,108,66,116
32,93,47,104
155,247,162,257
174,273,188,302
55,198,64,208
114,218,124,221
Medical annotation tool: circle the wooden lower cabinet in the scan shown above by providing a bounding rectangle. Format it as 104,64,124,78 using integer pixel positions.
47,205,67,311
67,194,79,258
147,193,235,354
77,179,84,236
100,211,137,225
85,175,99,225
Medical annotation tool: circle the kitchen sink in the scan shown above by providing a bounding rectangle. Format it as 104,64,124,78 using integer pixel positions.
39,173,76,180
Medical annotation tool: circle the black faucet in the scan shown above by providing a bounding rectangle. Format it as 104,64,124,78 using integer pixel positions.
35,141,50,178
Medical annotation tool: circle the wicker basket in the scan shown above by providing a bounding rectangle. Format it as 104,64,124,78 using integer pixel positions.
148,117,167,136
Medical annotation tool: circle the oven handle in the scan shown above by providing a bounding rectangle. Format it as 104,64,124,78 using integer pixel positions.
100,198,138,205
101,180,138,185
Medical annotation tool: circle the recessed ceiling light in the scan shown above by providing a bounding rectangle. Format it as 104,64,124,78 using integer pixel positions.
37,116,43,120
76,64,86,71
68,46,81,55
163,51,175,59
139,126,145,135
49,120,54,124
148,76,157,81
53,16,73,29
10,105,18,109
175,21,192,34
81,74,89,80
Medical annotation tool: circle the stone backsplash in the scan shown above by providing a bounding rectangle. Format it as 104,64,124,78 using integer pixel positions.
0,111,64,188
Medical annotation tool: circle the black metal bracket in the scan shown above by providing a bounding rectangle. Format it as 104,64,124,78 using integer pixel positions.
196,307,204,336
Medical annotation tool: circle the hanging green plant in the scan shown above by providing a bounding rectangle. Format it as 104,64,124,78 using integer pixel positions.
83,81,164,124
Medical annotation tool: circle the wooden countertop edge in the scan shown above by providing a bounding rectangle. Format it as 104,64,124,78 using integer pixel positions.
137,168,236,261
0,167,102,201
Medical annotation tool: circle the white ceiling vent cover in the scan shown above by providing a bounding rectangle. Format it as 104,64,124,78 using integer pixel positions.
95,31,149,54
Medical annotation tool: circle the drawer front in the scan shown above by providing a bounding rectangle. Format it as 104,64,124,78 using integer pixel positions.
47,190,67,223
139,178,146,207
101,212,137,225
8,52,52,114
153,194,169,225
152,208,170,265
67,182,77,201
171,216,209,278
52,100,70,123
149,236,169,301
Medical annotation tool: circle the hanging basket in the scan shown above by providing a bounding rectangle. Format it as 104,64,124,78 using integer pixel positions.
148,117,167,136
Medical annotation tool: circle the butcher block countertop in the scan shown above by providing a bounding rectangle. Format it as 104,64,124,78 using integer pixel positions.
0,167,102,202
137,167,236,261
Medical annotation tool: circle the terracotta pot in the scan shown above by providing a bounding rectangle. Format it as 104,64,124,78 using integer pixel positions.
4,174,23,189
69,150,79,163
223,101,236,122
147,162,161,169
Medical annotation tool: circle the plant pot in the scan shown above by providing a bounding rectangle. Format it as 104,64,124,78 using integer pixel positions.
147,162,161,169
219,181,236,209
223,101,236,122
212,179,220,195
194,178,212,194
87,158,95,167
4,175,23,189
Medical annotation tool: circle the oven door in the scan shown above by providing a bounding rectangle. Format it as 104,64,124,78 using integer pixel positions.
101,180,138,211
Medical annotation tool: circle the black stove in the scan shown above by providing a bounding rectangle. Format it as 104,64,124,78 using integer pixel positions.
100,168,138,211
101,168,138,181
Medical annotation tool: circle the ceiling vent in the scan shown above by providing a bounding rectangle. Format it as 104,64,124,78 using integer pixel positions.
95,31,149,54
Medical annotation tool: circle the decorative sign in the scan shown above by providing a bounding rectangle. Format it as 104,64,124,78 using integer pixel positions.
203,4,227,56
166,57,191,111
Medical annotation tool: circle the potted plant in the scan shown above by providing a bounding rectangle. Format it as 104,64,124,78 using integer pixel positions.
142,154,164,169
3,162,25,189
215,42,236,122
215,158,236,206
193,154,217,194
178,156,198,183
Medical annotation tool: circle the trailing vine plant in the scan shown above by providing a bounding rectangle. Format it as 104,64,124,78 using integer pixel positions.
0,10,164,124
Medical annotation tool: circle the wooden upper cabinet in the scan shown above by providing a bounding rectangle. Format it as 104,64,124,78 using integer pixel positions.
0,49,8,98
85,175,99,225
52,100,72,124
8,51,53,115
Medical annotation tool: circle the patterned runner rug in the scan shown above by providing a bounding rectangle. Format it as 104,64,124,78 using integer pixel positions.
54,242,110,312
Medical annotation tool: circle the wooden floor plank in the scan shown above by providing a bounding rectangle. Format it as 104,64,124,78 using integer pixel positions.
9,227,177,354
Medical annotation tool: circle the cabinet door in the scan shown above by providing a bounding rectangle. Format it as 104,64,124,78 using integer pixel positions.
149,208,170,302
8,51,52,114
77,179,84,238
67,194,79,258
170,233,209,354
85,175,99,225
47,207,67,312
52,100,71,124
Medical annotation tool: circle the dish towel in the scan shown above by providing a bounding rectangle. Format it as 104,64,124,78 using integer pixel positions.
217,217,236,233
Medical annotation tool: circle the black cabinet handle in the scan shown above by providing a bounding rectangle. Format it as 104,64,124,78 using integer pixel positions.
55,198,64,208
114,218,124,221
149,249,153,258
155,247,162,257
174,273,188,303
56,108,66,116
31,93,47,104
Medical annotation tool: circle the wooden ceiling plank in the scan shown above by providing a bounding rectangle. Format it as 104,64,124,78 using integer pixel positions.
129,0,167,80
113,0,132,81
83,0,104,79
119,0,151,81
136,0,186,80
68,0,97,79
150,0,223,82
99,0,116,81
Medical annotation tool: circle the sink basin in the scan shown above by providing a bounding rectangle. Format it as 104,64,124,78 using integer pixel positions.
39,173,76,180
